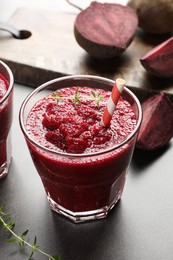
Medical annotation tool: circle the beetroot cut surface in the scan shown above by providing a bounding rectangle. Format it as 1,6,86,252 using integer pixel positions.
140,36,173,77
74,2,138,59
136,92,173,150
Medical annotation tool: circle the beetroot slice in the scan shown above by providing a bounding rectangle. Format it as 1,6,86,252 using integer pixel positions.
136,92,173,150
74,2,138,59
140,36,173,77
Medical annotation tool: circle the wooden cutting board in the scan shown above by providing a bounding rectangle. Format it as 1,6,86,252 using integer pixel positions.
0,7,173,96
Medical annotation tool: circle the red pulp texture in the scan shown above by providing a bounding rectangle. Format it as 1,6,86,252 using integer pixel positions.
26,86,137,212
0,74,12,168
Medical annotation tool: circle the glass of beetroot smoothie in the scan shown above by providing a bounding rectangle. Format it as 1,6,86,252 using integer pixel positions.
0,60,14,180
19,75,142,223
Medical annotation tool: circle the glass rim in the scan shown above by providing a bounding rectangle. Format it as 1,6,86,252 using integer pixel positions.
19,75,142,157
0,60,14,104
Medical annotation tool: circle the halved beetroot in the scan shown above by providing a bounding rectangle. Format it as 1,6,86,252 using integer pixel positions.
136,92,173,150
74,2,138,59
140,36,173,77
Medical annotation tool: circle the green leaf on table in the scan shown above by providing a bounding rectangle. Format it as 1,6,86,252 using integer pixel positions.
0,203,61,260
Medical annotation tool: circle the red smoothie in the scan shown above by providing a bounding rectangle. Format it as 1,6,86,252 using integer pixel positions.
0,74,7,99
23,82,139,222
0,73,13,179
27,86,136,153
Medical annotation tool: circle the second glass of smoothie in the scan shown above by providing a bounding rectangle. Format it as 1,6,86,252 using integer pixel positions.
0,60,14,179
19,75,142,223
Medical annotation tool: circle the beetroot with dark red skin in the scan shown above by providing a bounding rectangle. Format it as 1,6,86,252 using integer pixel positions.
128,0,173,34
140,36,173,77
74,2,138,59
136,92,173,150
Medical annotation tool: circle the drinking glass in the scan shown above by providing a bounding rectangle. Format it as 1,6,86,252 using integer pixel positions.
0,60,14,179
19,75,142,223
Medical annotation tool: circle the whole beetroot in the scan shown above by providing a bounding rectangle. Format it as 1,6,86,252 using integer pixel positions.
136,92,173,150
128,0,173,34
74,2,138,59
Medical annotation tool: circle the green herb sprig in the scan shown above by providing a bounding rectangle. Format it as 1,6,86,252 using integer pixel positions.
73,87,81,107
49,87,104,110
52,92,63,103
0,205,61,260
91,90,104,109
